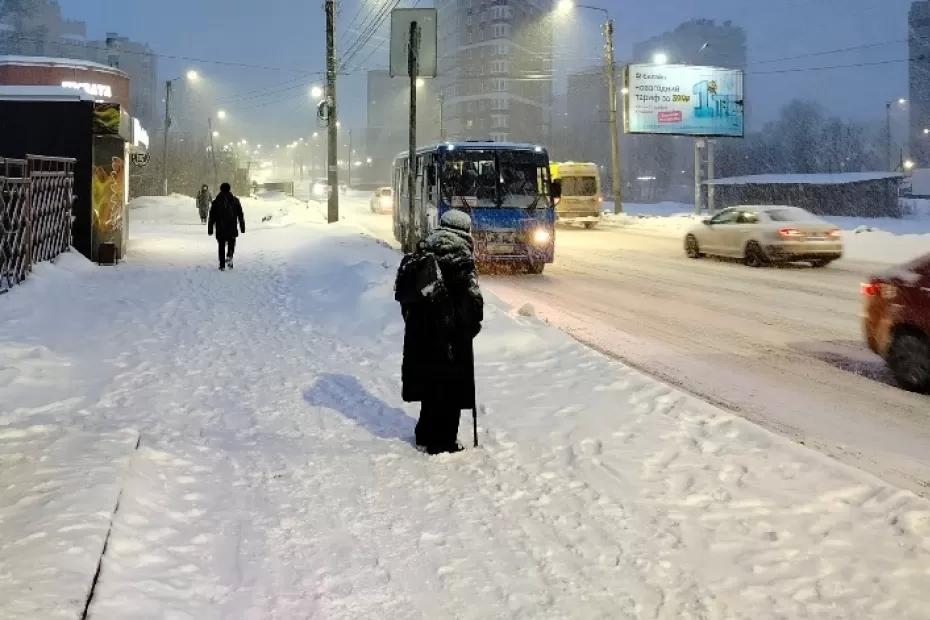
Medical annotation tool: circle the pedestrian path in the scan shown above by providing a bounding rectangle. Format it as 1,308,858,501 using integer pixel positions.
1,195,929,619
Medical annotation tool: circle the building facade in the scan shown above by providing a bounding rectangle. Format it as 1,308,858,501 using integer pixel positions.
434,0,553,146
910,1,930,166
0,0,158,129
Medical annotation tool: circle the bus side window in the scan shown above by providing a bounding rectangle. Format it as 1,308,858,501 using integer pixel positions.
426,158,437,204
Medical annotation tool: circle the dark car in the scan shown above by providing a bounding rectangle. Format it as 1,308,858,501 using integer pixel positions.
863,253,930,393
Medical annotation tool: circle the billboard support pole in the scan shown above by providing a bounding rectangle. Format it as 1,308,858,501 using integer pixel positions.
706,139,715,212
694,139,704,214
406,21,420,252
605,19,623,214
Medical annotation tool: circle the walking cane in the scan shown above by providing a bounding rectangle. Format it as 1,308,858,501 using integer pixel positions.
472,406,479,448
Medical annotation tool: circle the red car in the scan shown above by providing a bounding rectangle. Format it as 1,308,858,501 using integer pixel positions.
863,254,930,393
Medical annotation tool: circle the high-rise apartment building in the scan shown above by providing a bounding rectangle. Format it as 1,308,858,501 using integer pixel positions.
910,1,930,165
434,0,553,145
0,1,158,129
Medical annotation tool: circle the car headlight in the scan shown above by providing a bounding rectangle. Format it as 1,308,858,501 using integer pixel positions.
532,228,551,245
380,196,393,208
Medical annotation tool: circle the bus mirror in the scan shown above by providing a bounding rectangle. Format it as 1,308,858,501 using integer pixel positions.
551,179,562,203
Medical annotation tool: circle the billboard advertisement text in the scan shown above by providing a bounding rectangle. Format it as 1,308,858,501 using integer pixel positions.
625,64,744,138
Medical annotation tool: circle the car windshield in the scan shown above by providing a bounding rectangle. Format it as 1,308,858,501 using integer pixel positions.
561,176,598,197
766,207,814,222
441,150,551,209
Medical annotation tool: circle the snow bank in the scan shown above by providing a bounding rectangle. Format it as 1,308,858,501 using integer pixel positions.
2,193,930,618
601,201,929,264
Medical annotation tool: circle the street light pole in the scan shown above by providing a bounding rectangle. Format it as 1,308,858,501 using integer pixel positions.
207,117,218,188
439,91,445,141
605,19,623,214
560,2,624,213
886,102,892,172
163,80,172,196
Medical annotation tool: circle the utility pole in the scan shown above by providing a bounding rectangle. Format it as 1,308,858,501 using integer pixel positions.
348,129,353,189
162,80,172,196
407,21,420,252
325,0,339,223
605,20,623,214
886,102,893,172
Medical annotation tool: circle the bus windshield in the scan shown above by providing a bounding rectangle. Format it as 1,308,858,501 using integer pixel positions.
561,176,598,197
441,150,551,209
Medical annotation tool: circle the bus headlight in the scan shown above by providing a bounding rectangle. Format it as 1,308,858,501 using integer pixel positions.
532,228,551,245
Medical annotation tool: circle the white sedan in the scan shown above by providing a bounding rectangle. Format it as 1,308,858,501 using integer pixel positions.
684,205,844,268
369,187,394,213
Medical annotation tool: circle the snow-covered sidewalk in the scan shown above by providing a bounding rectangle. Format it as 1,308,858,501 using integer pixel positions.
2,195,929,619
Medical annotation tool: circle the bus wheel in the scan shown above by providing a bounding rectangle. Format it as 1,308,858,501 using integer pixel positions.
527,261,545,275
584,222,598,230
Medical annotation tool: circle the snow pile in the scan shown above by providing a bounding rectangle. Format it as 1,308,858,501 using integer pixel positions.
2,193,930,617
599,201,930,264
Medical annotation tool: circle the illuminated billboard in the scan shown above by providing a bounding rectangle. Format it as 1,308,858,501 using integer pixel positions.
625,64,744,138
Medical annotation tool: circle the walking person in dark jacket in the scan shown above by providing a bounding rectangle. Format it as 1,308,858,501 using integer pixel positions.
207,182,245,271
395,210,484,454
196,184,212,224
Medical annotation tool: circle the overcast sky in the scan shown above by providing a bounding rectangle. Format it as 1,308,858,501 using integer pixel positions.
59,0,913,143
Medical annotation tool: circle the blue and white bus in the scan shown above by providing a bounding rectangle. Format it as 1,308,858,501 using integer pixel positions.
392,142,558,274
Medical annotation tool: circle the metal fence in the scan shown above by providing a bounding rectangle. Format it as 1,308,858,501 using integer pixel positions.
0,156,76,294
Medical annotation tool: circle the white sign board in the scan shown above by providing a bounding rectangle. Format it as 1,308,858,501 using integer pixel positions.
61,81,112,99
625,64,744,138
389,8,438,79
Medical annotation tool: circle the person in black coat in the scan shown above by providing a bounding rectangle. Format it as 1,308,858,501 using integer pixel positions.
207,182,245,271
196,184,212,224
395,209,484,454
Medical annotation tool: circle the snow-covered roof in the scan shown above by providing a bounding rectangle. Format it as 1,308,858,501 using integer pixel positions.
706,172,903,186
0,85,93,102
0,55,127,77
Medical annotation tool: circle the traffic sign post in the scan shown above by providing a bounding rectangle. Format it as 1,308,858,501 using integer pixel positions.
391,8,437,252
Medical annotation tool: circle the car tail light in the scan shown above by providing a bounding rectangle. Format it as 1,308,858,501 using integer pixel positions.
779,228,803,238
861,281,881,296
828,229,842,238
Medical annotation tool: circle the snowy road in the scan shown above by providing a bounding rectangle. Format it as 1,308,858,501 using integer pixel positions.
4,195,930,619
337,195,930,496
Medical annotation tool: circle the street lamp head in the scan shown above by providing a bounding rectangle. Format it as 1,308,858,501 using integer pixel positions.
217,109,227,120
899,98,908,105
366,157,373,164
310,84,324,99
416,78,426,88
212,130,219,138
904,159,916,171
653,52,669,65
556,0,574,15
186,70,200,82
621,86,630,95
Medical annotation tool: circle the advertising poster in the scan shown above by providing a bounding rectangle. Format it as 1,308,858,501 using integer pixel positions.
625,64,744,137
92,136,127,258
